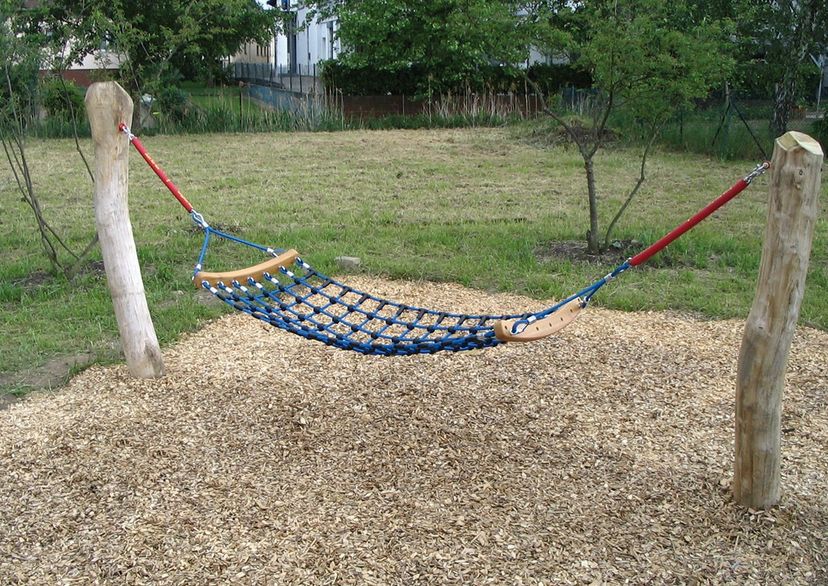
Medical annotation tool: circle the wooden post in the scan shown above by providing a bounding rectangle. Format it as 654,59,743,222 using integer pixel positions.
85,82,165,378
734,131,822,508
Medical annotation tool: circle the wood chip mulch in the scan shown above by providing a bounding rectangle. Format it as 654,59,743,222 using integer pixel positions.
1,277,826,585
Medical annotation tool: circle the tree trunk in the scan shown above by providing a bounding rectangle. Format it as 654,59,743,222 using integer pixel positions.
771,77,796,138
771,0,818,136
734,131,822,509
603,125,661,249
86,81,165,379
585,157,600,254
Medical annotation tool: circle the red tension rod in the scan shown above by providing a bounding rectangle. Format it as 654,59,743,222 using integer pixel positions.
118,123,195,213
629,162,770,267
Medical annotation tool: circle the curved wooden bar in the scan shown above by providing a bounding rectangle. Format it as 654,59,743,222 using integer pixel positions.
494,297,584,342
194,249,300,288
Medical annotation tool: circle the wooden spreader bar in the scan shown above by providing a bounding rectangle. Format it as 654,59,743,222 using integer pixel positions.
194,249,300,288
494,297,584,342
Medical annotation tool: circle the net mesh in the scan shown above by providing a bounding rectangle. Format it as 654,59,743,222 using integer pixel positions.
204,257,532,356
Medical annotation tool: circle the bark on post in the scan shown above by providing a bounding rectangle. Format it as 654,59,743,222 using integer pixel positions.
85,82,165,378
734,131,822,509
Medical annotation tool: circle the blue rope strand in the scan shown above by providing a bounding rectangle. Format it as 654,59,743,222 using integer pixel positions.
207,227,286,255
194,228,213,279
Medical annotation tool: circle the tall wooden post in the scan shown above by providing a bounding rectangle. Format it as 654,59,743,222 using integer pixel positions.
734,131,822,508
86,82,165,378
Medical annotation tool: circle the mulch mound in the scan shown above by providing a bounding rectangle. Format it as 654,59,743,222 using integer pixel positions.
1,277,826,584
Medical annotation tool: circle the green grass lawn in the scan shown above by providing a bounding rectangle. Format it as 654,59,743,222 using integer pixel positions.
185,84,250,114
1,127,826,393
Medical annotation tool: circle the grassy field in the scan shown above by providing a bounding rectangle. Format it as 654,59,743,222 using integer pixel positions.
185,84,254,115
1,127,826,394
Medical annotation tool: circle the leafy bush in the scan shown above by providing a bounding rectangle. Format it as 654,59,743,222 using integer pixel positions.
732,59,821,103
1,13,40,126
320,60,592,96
40,77,85,118
320,61,425,95
526,63,593,95
155,86,192,123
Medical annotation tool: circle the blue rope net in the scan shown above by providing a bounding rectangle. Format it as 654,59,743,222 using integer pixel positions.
202,251,529,357
194,227,615,356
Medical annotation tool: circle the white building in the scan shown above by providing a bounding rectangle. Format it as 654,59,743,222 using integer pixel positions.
227,2,337,92
228,40,272,65
42,40,124,88
266,1,339,75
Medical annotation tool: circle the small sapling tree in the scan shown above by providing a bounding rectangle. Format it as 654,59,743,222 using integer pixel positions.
1,1,97,277
525,0,732,254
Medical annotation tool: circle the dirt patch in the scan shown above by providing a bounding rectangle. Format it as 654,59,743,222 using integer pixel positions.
15,269,53,288
1,277,826,584
535,239,644,265
14,260,106,289
0,393,21,411
77,259,106,278
0,351,96,397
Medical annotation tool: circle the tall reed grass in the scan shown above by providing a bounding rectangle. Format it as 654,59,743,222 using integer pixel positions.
27,87,536,138
25,85,824,163
155,98,347,135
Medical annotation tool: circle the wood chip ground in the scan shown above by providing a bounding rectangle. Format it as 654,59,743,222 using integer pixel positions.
1,277,826,585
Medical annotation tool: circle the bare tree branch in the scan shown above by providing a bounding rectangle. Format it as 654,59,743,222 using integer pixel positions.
602,118,664,249
525,76,590,159
2,60,97,277
58,74,94,182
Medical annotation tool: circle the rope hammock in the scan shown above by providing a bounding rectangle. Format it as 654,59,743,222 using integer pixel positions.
120,124,768,356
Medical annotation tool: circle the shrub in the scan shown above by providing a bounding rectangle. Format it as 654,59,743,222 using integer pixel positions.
40,77,85,118
155,86,192,123
527,63,593,94
320,60,592,97
320,61,425,96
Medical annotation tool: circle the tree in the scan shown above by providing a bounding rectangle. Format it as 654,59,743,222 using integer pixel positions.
746,0,826,135
30,0,277,126
302,0,528,97
687,0,827,135
2,0,97,277
525,0,732,253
